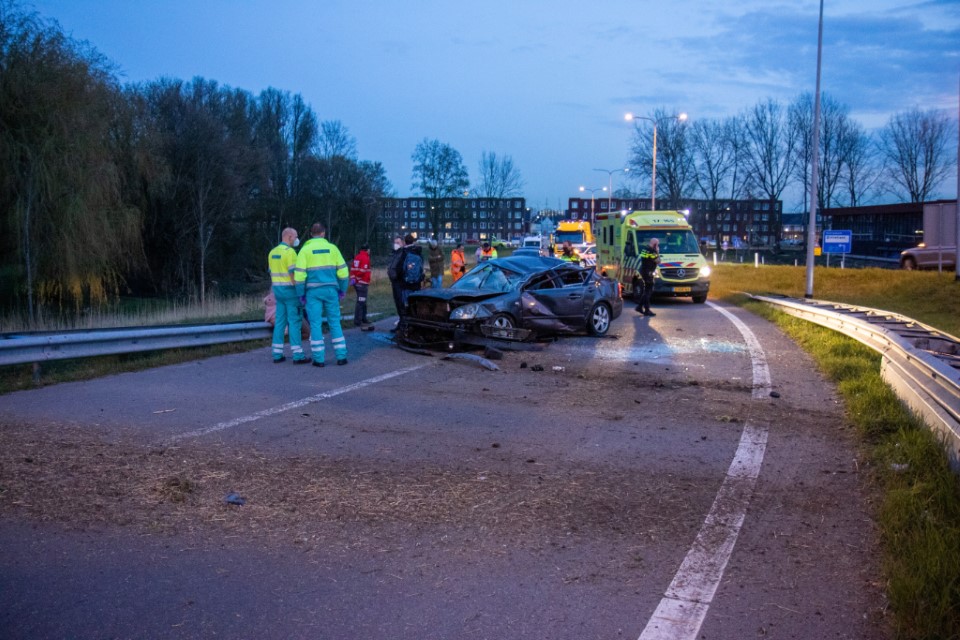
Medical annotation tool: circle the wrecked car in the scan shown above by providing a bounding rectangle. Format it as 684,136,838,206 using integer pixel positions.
397,255,623,350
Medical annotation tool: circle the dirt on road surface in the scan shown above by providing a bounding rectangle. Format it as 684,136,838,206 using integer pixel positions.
0,302,891,639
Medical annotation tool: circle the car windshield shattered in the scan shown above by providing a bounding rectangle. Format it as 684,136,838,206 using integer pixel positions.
451,263,524,292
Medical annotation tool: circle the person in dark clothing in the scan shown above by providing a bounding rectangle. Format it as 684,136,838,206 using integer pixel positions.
428,238,444,289
400,242,424,311
636,237,661,317
386,235,406,328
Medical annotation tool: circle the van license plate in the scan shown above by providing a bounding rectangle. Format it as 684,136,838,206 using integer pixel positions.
673,287,692,293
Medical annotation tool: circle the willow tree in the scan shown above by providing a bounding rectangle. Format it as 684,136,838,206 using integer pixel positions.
0,3,141,320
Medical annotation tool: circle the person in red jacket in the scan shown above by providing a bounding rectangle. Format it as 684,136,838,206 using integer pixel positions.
349,243,375,331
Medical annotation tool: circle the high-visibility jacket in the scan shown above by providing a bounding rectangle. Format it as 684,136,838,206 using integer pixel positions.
560,249,579,263
268,243,298,289
479,247,497,262
294,237,349,297
450,249,466,281
350,249,371,285
639,247,660,277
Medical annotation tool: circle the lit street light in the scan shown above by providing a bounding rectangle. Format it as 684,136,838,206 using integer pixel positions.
625,111,688,211
579,185,607,225
593,167,629,215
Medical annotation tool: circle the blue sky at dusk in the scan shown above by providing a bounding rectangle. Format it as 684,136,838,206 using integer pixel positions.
27,0,960,211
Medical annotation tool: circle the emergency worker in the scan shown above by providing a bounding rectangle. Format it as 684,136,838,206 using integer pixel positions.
295,222,350,367
450,242,467,282
559,241,579,263
479,242,497,262
268,227,306,363
637,237,660,317
349,243,374,331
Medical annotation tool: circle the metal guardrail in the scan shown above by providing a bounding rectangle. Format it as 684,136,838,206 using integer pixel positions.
750,294,960,470
0,321,272,367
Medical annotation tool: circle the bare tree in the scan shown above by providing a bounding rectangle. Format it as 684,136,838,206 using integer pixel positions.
723,114,751,202
476,151,525,198
690,119,737,204
878,108,954,203
317,119,357,160
411,138,469,237
842,123,881,207
791,93,863,211
627,108,693,209
742,99,796,243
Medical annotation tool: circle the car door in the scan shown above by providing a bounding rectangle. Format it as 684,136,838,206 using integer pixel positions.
520,268,589,331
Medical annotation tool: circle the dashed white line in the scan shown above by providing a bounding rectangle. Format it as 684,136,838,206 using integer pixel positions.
167,364,427,444
638,424,769,640
637,302,772,639
707,301,772,399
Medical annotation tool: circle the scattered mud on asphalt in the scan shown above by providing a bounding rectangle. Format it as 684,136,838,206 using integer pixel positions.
0,420,704,557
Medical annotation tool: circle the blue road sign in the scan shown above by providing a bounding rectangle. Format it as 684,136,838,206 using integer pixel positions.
822,230,852,254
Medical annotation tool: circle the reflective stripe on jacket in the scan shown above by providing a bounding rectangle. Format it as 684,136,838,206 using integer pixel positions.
640,248,660,277
268,243,298,288
294,237,349,297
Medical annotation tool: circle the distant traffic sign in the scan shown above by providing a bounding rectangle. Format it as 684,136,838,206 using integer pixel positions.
822,230,852,254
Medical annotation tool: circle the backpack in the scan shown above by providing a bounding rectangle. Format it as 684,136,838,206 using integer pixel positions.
403,251,424,285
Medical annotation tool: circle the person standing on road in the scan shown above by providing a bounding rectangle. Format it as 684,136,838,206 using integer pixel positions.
267,227,306,364
386,235,406,329
349,243,374,331
450,242,467,283
295,222,350,367
428,238,445,289
637,237,660,317
400,235,425,311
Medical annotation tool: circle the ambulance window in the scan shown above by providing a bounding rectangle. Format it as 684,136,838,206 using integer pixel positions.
625,231,636,257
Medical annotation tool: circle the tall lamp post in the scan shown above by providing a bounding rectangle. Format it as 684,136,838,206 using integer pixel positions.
579,186,607,225
594,167,629,214
625,112,688,211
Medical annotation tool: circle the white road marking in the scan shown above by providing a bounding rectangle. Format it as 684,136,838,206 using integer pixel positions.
638,424,769,640
707,301,772,399
637,302,773,639
167,364,427,444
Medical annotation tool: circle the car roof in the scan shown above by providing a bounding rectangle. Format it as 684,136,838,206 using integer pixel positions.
485,255,566,273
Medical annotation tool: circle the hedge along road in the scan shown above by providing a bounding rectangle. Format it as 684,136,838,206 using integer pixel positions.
0,299,889,639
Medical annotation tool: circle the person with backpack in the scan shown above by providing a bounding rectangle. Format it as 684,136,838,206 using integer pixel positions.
400,235,424,311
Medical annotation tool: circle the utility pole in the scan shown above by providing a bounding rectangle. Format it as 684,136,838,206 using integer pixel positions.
805,0,824,298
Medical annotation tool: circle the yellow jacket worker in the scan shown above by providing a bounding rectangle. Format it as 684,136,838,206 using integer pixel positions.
268,227,306,363
294,222,350,367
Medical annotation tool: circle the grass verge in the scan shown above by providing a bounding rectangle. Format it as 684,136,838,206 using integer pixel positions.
734,285,960,638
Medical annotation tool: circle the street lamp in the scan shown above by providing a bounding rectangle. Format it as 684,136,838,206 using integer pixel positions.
593,167,629,216
579,186,607,225
625,112,688,211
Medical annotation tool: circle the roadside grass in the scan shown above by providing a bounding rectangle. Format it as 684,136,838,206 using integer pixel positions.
0,271,402,393
729,267,960,638
711,263,960,338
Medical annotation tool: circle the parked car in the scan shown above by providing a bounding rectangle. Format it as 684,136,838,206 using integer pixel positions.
900,243,957,270
398,255,623,349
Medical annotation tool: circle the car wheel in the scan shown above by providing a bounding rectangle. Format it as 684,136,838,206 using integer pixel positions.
901,256,917,270
488,313,516,330
587,303,611,336
692,294,707,304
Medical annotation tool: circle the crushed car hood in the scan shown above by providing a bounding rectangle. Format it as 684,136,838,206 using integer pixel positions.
409,288,507,304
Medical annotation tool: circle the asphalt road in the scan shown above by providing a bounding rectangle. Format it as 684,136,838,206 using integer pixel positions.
0,299,889,639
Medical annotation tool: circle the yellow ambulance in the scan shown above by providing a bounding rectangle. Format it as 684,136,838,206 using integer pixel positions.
596,210,710,304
